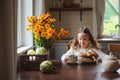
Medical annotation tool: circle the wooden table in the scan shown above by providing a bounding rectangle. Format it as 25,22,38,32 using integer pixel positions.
17,60,120,80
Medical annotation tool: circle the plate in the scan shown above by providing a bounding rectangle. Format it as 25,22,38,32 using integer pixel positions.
80,58,96,63
81,60,96,63
66,61,78,65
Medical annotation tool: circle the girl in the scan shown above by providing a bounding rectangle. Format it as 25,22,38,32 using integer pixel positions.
61,26,106,64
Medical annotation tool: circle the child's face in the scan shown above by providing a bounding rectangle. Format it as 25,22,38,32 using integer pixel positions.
77,33,90,49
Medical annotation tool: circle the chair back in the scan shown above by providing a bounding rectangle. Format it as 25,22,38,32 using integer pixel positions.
108,44,120,53
108,44,120,59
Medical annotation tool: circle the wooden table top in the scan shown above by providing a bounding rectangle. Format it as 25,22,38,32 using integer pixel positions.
17,60,120,80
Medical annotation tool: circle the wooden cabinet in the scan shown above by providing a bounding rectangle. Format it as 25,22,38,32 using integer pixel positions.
49,7,93,21
49,7,93,11
49,0,92,21
54,42,67,60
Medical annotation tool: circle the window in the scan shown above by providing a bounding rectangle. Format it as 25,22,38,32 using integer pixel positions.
103,0,120,38
17,0,33,53
17,0,44,53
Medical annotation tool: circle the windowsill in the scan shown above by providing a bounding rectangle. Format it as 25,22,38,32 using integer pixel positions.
97,38,120,41
17,46,33,55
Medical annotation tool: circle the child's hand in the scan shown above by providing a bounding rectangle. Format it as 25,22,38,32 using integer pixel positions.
64,56,70,62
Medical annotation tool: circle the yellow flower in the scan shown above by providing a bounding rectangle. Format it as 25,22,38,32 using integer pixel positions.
35,34,40,39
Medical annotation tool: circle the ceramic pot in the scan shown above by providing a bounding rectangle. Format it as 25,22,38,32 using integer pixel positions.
101,54,120,72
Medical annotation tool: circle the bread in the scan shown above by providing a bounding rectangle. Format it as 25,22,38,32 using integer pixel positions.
80,52,91,58
81,57,94,62
87,49,99,60
80,52,87,57
80,50,99,61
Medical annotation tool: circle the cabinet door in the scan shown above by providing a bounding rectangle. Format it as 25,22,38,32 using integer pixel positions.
54,43,67,60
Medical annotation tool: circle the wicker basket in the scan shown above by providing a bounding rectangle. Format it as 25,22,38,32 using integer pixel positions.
20,53,48,71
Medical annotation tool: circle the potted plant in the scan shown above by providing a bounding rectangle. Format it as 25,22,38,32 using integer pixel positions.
26,12,70,50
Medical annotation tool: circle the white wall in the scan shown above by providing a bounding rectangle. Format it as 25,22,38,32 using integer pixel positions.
34,0,45,16
45,0,94,39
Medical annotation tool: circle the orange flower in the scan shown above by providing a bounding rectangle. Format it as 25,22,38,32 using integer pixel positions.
41,32,46,37
46,33,52,39
57,33,62,39
64,30,70,36
39,26,45,32
45,23,51,28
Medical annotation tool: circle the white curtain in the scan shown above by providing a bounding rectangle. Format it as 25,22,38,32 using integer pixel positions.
0,0,17,80
96,0,105,38
34,0,45,15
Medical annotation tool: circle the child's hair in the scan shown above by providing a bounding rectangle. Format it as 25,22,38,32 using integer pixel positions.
71,26,101,50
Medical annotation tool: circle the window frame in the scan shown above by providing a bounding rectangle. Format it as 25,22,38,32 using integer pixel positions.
17,0,45,54
17,0,33,53
17,0,22,47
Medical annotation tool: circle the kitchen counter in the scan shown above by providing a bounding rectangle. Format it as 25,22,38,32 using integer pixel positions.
56,38,120,43
97,38,120,42
55,38,120,56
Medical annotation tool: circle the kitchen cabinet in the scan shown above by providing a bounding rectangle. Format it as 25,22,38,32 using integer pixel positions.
54,42,67,60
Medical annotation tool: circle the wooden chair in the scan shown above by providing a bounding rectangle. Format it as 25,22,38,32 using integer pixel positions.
108,44,120,59
108,44,120,53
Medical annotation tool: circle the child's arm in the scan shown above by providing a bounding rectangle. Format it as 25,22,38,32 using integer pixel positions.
91,49,107,60
61,47,74,61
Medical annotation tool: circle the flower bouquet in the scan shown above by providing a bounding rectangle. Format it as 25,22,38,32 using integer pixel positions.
26,12,69,50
